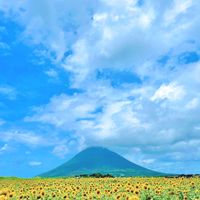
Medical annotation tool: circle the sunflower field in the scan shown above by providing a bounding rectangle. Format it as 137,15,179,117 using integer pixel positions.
0,177,200,200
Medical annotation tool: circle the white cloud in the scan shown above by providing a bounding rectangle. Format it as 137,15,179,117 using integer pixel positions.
28,161,42,166
1,0,200,86
140,159,155,165
164,0,193,25
0,144,9,154
45,69,58,78
0,0,99,63
0,130,49,147
60,0,200,87
185,98,199,110
151,82,185,102
25,61,200,168
0,26,10,56
52,144,69,159
25,93,99,129
0,42,10,50
23,83,181,146
2,0,198,85
0,85,16,100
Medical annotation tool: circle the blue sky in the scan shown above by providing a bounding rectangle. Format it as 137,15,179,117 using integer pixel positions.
0,0,200,177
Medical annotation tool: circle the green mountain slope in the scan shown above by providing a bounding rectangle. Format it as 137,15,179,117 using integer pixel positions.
39,147,164,177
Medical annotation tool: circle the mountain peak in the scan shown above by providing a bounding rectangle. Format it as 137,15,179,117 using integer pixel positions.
83,146,109,151
80,146,112,154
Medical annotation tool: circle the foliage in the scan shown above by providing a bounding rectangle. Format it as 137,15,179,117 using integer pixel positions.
77,173,114,178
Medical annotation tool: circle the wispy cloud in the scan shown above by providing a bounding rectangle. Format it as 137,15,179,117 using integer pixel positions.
0,119,6,126
0,144,9,154
0,85,17,100
28,161,42,166
45,69,58,78
0,130,49,147
52,144,69,159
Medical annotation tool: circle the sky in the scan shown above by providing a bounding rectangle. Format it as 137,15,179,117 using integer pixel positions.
0,0,200,177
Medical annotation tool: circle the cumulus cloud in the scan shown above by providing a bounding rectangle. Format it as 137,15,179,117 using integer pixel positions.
0,0,99,63
25,59,200,172
1,0,200,84
151,82,185,102
61,0,200,86
26,68,200,147
2,0,199,84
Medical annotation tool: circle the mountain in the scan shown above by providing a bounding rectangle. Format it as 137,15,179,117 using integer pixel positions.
39,147,164,177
